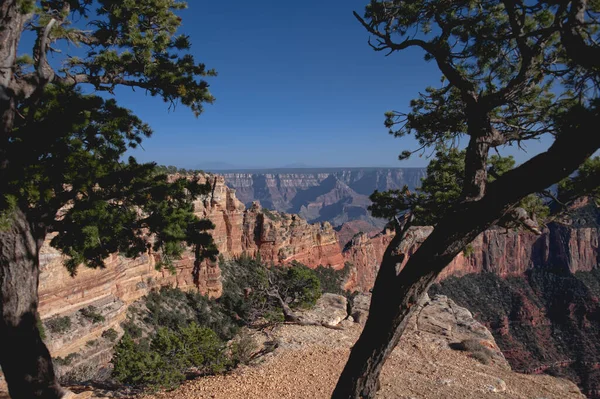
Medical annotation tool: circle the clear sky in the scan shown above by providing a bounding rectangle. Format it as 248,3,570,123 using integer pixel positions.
111,0,552,169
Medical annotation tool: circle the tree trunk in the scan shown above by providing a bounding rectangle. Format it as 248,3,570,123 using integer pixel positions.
1,1,26,136
0,207,63,399
332,111,600,398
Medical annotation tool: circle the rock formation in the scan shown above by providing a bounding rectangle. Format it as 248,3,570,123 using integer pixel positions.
221,168,427,228
342,222,599,292
36,173,345,363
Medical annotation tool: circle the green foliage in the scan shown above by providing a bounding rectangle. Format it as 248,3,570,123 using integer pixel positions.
219,256,323,323
4,85,217,276
2,0,219,276
359,0,599,234
312,263,350,295
154,165,205,176
111,323,228,389
111,258,325,390
462,244,475,258
0,195,17,231
36,313,46,341
230,330,259,366
370,148,549,225
144,286,238,340
46,316,72,334
122,319,143,339
80,306,105,324
102,328,119,342
262,209,282,222
54,353,79,367
277,264,321,309
558,157,600,206
219,255,272,324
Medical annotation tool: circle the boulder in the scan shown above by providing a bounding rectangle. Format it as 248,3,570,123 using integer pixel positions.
297,293,348,326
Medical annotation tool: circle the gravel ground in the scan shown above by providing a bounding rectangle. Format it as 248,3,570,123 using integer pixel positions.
140,322,585,399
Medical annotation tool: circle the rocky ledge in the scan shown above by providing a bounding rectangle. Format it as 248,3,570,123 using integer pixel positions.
135,293,583,399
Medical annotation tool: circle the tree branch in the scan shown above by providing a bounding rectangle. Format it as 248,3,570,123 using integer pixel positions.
353,11,478,103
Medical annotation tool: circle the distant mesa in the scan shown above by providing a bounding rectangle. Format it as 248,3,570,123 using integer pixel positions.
221,167,427,246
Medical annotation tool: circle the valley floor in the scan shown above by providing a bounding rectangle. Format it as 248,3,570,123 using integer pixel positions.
139,322,583,399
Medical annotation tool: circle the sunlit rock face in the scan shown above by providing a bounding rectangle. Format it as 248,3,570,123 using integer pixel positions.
221,168,427,228
342,222,599,292
36,173,345,366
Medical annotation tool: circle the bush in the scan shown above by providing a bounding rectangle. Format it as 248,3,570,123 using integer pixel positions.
122,318,143,339
262,209,281,222
144,286,238,340
450,339,495,365
111,323,228,389
219,256,324,323
46,316,72,334
36,313,46,340
80,306,105,324
312,263,350,295
231,330,259,366
276,264,321,309
102,328,119,342
54,353,79,367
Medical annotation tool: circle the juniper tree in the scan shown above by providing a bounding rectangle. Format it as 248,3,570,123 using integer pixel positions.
0,1,216,397
333,1,600,397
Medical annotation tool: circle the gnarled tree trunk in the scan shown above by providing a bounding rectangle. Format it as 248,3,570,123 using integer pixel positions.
331,115,600,398
0,208,63,399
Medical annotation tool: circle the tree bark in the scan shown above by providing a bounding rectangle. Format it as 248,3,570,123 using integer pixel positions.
332,108,600,398
0,207,63,399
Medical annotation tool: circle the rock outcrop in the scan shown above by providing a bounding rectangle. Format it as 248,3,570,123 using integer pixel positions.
222,168,427,228
34,173,345,376
431,268,600,398
343,222,599,292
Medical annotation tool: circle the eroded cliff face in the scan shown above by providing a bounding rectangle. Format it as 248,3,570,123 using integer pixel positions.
430,269,600,398
221,168,427,228
37,173,345,363
343,223,599,292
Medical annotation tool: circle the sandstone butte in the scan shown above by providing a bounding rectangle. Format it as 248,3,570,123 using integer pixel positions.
34,174,598,362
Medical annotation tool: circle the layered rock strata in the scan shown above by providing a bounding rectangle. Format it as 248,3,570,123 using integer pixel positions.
37,174,345,359
343,223,599,292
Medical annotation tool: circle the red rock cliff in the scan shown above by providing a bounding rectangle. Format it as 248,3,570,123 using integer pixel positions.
343,223,599,292
38,174,344,325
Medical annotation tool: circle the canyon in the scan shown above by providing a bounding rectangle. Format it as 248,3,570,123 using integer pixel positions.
221,168,426,238
24,172,600,397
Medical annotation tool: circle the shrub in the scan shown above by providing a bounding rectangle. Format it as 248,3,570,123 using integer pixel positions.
36,313,46,340
219,256,323,323
122,318,143,339
144,286,238,340
46,316,72,334
101,328,119,342
231,330,259,366
85,339,97,347
111,323,228,389
312,263,350,294
262,209,281,222
450,339,495,365
470,350,493,365
54,353,79,367
277,264,321,309
80,306,105,324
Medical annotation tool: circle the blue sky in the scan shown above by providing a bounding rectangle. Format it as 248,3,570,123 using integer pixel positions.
95,1,551,169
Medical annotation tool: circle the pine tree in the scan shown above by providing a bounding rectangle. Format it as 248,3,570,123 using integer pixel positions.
333,1,600,397
0,1,217,397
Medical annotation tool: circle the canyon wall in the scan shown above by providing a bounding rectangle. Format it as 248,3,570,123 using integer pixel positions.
37,173,344,363
343,223,599,292
221,168,426,229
